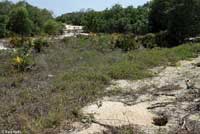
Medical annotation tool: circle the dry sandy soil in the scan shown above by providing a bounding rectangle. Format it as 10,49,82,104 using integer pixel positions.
62,57,200,134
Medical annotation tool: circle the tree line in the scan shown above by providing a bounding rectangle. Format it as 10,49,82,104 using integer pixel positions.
0,0,63,38
1,0,200,46
57,0,200,45
57,4,150,35
149,0,200,45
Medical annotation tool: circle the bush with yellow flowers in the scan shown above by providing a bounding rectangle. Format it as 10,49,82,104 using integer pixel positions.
8,36,49,72
12,55,29,71
12,47,34,71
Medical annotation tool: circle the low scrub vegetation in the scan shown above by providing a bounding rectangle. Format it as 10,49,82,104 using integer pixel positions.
1,35,200,133
33,38,48,52
0,0,200,133
138,33,157,48
114,34,140,51
7,37,49,72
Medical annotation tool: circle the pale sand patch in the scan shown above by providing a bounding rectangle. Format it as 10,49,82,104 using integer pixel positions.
0,44,7,50
83,101,155,127
0,40,9,50
107,56,200,93
189,114,200,121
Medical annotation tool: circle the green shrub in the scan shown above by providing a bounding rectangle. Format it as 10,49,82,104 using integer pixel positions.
138,33,157,48
11,45,35,71
90,34,115,51
137,32,170,48
108,61,152,79
155,31,169,47
114,34,140,51
9,37,32,48
9,37,22,48
43,19,62,35
33,38,48,52
63,34,114,51
0,23,7,38
61,70,110,84
12,55,31,71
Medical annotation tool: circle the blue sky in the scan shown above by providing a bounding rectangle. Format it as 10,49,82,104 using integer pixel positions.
10,0,149,16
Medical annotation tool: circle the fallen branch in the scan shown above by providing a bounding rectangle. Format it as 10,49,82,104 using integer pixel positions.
153,93,176,97
147,102,174,109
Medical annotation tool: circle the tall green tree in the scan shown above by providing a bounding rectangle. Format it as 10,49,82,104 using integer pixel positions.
14,1,53,35
149,0,172,32
0,15,8,37
44,19,62,35
0,0,13,37
8,7,33,36
57,4,150,35
0,0,13,15
26,6,53,34
168,0,200,45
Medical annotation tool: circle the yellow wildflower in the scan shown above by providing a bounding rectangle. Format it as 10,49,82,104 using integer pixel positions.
14,56,23,64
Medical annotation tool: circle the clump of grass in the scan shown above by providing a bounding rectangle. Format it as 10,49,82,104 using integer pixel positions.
108,61,152,79
54,70,110,107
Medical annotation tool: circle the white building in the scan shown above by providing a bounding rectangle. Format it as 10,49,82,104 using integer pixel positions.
57,24,88,39
0,40,9,50
64,25,84,34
